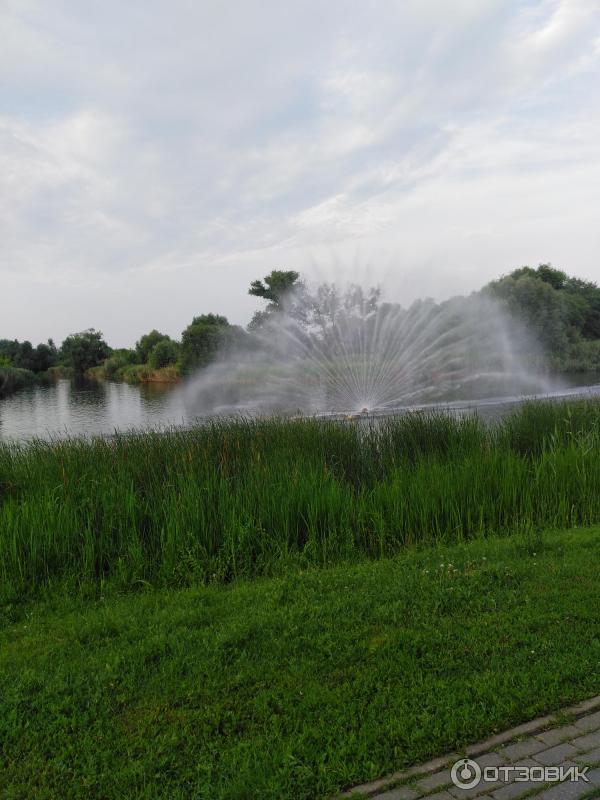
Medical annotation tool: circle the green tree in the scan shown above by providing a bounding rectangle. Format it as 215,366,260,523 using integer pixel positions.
483,263,600,373
0,339,57,373
486,264,600,357
249,270,300,306
248,270,302,329
180,315,243,373
149,338,180,369
32,341,58,372
0,340,20,366
564,276,600,339
60,329,111,375
135,330,169,364
13,341,36,371
102,349,137,379
536,265,568,291
485,274,571,355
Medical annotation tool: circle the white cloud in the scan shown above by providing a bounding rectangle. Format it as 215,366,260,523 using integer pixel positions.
1,0,600,346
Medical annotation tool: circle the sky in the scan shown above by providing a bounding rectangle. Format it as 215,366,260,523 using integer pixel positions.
2,0,600,347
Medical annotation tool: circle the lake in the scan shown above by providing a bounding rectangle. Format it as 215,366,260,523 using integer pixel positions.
0,379,190,441
1,375,600,442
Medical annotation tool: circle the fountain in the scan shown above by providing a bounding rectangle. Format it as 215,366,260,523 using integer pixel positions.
182,280,549,419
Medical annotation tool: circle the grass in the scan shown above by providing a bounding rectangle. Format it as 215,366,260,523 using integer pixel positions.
4,400,600,798
0,366,35,399
2,400,600,602
2,527,600,799
87,363,181,384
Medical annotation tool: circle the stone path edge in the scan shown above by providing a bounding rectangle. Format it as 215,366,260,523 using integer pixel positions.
337,694,600,798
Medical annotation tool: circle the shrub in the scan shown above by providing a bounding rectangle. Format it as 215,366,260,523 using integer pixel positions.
0,367,36,398
149,339,179,369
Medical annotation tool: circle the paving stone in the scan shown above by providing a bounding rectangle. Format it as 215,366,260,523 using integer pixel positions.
533,742,579,766
448,776,506,800
446,753,519,798
342,696,600,800
465,719,555,757
476,753,506,768
498,738,547,761
491,778,543,800
575,746,600,766
535,765,600,798
410,755,462,779
572,729,600,752
343,755,462,798
573,711,600,733
416,769,452,792
374,787,421,800
489,759,587,800
536,725,581,747
571,697,600,716
448,779,505,799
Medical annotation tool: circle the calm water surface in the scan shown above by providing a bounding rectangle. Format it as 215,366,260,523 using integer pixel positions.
1,375,600,442
0,379,190,441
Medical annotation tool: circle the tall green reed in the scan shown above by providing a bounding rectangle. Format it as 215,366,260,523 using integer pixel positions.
2,400,600,601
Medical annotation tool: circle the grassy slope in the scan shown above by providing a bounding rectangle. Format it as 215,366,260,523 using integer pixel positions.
3,527,600,800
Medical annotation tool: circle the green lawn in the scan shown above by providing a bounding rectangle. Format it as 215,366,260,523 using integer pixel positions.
3,526,600,799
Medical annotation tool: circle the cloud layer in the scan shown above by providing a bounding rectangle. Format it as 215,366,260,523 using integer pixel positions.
2,0,600,345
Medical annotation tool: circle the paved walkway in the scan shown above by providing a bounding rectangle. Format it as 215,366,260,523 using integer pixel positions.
341,696,600,800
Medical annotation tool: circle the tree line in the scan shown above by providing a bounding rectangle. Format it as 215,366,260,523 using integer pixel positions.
484,264,600,370
1,265,600,383
0,271,297,381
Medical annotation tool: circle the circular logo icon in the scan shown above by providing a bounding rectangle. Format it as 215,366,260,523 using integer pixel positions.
451,758,482,790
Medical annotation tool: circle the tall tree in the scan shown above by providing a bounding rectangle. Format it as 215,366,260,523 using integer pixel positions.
135,330,169,364
60,329,110,375
180,314,244,373
248,270,302,329
248,270,300,307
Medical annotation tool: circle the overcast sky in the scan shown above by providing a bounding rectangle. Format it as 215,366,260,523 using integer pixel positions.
2,0,600,347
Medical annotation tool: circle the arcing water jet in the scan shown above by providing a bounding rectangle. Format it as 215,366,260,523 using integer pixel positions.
183,281,547,417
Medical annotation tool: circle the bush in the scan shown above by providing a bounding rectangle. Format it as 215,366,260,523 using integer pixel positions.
180,315,245,374
149,339,179,369
102,350,137,379
135,330,168,364
60,330,110,375
0,367,36,398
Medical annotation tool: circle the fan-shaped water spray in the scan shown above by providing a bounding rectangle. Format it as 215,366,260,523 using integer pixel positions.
183,283,547,417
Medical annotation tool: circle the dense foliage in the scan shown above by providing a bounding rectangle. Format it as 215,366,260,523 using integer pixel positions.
180,313,243,373
0,337,57,373
60,329,111,375
148,337,179,369
484,264,600,370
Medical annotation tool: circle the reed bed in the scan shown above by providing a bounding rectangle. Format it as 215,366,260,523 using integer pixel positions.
1,399,600,601
0,366,35,399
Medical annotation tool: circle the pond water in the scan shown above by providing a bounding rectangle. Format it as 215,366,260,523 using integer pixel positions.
1,374,600,442
0,379,190,441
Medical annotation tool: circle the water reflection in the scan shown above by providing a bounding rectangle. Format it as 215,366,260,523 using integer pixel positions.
0,379,188,441
1,374,599,442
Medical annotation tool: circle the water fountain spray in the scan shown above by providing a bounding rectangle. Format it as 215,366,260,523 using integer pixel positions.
183,280,546,418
